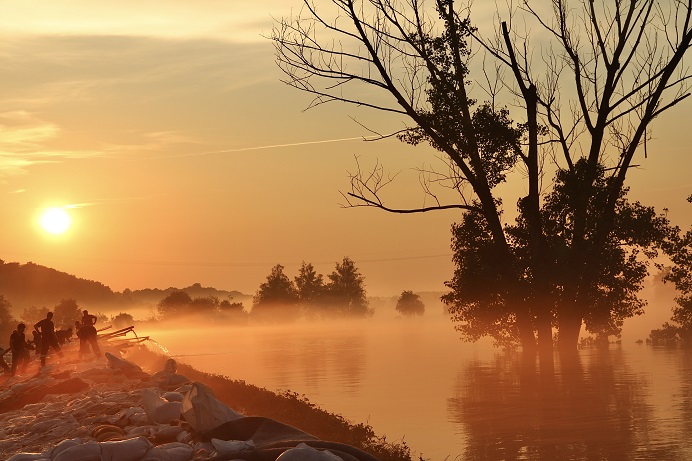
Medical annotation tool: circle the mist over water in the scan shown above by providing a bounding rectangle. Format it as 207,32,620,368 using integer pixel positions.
139,312,692,460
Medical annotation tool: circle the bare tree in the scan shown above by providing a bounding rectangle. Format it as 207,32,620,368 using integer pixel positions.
272,0,692,353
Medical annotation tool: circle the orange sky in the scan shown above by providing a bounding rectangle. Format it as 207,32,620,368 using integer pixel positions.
1,1,690,297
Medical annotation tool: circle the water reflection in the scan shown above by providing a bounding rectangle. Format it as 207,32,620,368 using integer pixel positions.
448,349,688,460
257,323,367,396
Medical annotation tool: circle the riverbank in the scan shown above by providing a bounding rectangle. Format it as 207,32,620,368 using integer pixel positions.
0,339,412,461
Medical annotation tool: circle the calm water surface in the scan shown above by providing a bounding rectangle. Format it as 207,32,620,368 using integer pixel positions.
143,315,692,460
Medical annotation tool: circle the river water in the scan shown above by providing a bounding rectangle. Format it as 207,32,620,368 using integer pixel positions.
142,313,692,461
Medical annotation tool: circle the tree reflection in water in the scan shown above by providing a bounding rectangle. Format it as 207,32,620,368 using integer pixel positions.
448,349,685,460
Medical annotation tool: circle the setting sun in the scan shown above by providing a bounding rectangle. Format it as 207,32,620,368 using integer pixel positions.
39,207,71,235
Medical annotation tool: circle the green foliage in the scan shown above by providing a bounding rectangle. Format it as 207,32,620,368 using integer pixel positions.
659,195,692,332
0,260,114,308
445,161,673,346
53,298,81,329
295,262,325,306
395,291,425,317
157,290,193,319
19,306,50,326
648,323,692,346
0,295,16,347
111,312,135,328
252,264,300,321
325,257,371,317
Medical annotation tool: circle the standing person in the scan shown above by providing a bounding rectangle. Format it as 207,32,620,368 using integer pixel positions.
79,309,101,359
34,312,64,367
9,323,31,376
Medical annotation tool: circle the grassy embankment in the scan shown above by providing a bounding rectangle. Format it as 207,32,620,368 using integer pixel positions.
126,346,415,461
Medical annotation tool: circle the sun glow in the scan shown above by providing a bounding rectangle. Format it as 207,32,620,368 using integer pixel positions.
40,207,71,235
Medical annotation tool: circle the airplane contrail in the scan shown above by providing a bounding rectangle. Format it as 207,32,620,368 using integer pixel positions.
148,136,378,159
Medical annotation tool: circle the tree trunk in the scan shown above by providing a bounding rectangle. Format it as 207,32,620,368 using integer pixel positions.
558,307,582,351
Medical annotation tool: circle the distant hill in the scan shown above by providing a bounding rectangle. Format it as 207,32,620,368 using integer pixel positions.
0,259,251,315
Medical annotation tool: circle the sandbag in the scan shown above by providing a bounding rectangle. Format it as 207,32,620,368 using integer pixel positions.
100,436,151,461
6,453,46,461
157,442,195,461
105,352,145,376
141,388,182,424
276,443,343,461
180,382,242,433
211,438,255,457
52,441,101,461
47,438,83,459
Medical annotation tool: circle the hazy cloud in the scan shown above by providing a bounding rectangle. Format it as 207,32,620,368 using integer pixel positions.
0,0,293,43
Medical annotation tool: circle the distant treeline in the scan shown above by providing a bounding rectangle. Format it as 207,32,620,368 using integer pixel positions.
0,258,431,342
0,259,250,315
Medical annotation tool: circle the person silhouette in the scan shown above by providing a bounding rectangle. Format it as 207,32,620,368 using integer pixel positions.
34,312,64,367
9,323,31,375
78,309,101,359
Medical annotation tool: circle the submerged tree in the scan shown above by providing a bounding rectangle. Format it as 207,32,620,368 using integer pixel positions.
653,196,692,343
252,264,301,321
324,257,371,317
272,0,692,352
396,291,425,317
295,261,326,315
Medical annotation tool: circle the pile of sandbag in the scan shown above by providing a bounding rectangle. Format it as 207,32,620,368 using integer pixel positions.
1,351,378,461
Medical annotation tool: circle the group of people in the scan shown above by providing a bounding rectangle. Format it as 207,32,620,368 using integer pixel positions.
1,309,102,376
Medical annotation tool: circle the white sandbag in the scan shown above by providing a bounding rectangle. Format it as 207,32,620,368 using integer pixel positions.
211,438,255,457
157,442,195,461
162,391,185,402
46,438,82,459
153,424,184,441
52,441,101,461
6,453,46,461
154,401,182,424
99,436,152,461
180,382,242,433
142,388,165,413
105,352,143,374
276,443,343,461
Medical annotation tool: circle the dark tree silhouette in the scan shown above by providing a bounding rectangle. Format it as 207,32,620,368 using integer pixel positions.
19,306,50,326
0,295,16,345
111,312,135,328
53,298,81,329
651,196,692,343
252,264,300,321
325,257,371,317
157,290,193,319
272,0,692,352
295,261,326,315
396,291,425,317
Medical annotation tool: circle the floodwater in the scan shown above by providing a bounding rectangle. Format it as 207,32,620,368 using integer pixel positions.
142,312,692,461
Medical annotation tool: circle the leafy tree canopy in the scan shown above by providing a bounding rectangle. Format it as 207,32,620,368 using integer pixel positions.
396,291,425,317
